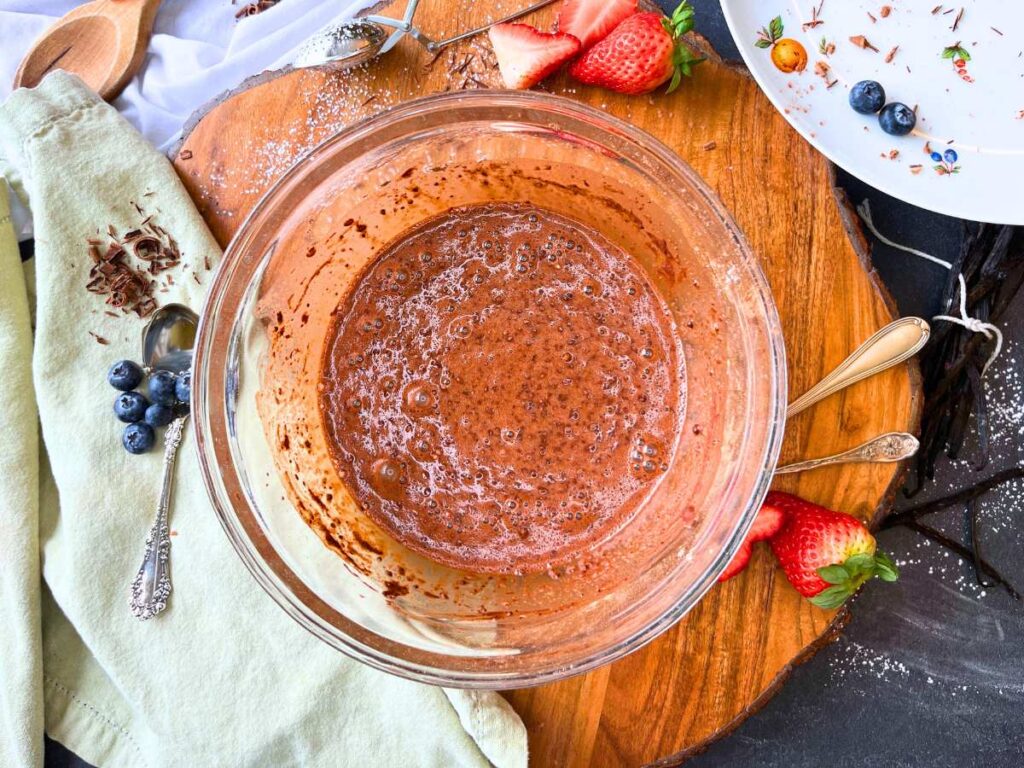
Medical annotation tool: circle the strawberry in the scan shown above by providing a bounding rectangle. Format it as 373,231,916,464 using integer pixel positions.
557,0,637,51
768,492,899,609
568,0,703,95
718,495,787,581
488,23,581,90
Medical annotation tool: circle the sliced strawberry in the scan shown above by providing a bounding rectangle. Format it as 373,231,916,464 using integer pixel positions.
557,0,637,51
718,541,753,581
488,23,581,90
718,497,787,582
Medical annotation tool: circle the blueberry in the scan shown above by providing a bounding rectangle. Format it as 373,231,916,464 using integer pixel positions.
114,391,149,423
944,148,958,163
148,370,178,405
144,403,175,427
849,80,886,114
878,102,916,136
123,422,156,454
175,371,191,405
930,152,943,162
107,360,144,391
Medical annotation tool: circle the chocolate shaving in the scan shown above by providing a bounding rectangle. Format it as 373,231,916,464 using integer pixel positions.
802,2,825,31
814,60,837,87
849,35,879,52
84,210,186,318
234,0,279,19
885,45,899,63
951,7,964,32
424,49,445,71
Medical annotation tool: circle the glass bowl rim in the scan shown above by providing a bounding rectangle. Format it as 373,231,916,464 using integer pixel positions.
191,89,788,688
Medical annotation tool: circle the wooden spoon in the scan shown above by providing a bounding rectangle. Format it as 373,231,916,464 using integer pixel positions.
13,0,162,101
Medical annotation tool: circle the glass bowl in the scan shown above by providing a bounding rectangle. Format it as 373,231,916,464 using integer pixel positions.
192,90,786,688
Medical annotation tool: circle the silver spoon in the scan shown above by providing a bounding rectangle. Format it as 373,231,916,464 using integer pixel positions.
787,317,930,419
129,303,198,620
775,432,919,475
292,0,559,70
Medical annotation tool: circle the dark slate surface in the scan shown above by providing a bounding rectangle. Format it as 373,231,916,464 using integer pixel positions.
45,2,1023,766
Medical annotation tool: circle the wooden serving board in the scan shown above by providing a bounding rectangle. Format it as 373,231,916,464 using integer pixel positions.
173,2,921,764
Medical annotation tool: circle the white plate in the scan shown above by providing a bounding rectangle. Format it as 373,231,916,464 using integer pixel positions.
720,0,1024,224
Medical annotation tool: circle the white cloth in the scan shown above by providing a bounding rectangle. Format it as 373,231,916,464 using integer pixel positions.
0,69,528,768
0,0,374,239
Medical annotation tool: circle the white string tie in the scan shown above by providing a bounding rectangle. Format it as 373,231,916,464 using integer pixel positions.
857,200,1004,376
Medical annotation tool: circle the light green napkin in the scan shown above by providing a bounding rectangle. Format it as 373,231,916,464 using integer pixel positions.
0,72,527,768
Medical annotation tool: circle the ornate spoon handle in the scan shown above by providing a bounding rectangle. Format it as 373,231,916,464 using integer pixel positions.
787,317,930,418
775,432,919,475
129,416,185,620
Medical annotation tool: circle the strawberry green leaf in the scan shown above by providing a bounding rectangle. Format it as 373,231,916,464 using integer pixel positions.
818,565,850,585
669,0,697,37
874,551,900,582
667,68,683,94
769,16,784,41
844,552,876,575
877,567,899,582
941,46,957,59
667,44,704,91
810,584,853,609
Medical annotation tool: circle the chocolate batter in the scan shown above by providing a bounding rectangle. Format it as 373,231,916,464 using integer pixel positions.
320,203,686,573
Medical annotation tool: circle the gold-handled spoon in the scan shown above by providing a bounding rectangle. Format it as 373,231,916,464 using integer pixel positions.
775,432,919,475
13,0,162,101
787,317,930,419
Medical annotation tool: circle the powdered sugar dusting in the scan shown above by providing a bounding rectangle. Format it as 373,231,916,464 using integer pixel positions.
828,640,911,683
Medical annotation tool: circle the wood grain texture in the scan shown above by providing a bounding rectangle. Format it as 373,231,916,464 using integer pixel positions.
172,2,921,764
14,0,162,101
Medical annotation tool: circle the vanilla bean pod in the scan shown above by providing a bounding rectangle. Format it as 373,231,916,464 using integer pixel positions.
905,223,1024,495
899,520,1020,600
966,498,995,589
885,465,1024,527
